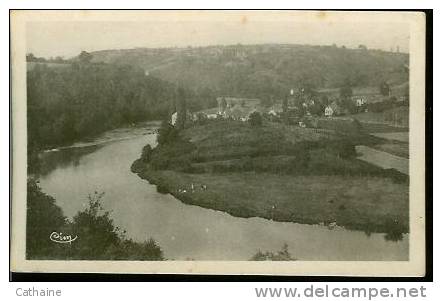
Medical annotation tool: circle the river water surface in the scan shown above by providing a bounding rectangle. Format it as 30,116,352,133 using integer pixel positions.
38,123,408,261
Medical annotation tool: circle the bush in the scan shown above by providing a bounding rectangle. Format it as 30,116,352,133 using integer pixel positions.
26,180,164,260
251,244,295,261
140,144,153,162
26,179,68,259
383,217,407,242
149,138,196,170
157,120,178,145
336,141,357,159
248,112,263,127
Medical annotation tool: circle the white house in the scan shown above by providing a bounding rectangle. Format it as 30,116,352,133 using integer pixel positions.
207,113,218,119
171,112,178,125
268,109,278,116
354,98,366,107
324,106,334,117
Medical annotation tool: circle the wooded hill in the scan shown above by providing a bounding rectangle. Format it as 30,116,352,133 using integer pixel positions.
89,44,409,100
27,61,176,152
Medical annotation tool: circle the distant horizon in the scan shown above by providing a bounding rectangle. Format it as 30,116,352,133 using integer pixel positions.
28,42,410,60
26,17,409,59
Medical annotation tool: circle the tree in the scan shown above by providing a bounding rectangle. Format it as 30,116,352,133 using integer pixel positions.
339,84,353,100
26,180,164,260
26,53,36,62
220,97,227,112
248,111,263,127
282,97,289,125
309,101,325,116
26,179,67,258
78,51,93,64
27,61,175,150
176,87,187,130
379,81,391,96
54,56,64,63
251,243,295,261
157,119,178,145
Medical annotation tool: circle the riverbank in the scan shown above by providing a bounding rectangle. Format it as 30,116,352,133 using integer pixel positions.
132,120,409,236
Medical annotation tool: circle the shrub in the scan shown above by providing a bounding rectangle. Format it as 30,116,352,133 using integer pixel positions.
26,180,164,260
26,179,68,259
140,144,153,162
251,244,295,261
248,112,263,127
383,217,407,242
149,138,196,170
157,120,178,145
70,192,120,259
337,142,357,159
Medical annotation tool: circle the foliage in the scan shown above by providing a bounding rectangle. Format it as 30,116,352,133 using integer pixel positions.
89,44,409,101
251,243,295,261
175,87,187,130
26,178,68,258
383,217,407,242
308,101,326,116
248,111,263,127
367,99,406,113
157,120,178,145
339,84,353,100
135,121,406,184
78,51,93,64
140,144,153,162
26,179,164,260
379,81,391,96
27,59,176,153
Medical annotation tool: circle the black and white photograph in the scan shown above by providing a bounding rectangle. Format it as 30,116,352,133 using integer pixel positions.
10,10,427,276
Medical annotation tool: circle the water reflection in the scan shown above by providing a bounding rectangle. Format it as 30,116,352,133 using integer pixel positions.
38,145,103,176
37,124,409,261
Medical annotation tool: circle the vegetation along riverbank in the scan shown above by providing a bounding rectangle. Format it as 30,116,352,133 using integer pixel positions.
132,118,409,239
26,179,164,260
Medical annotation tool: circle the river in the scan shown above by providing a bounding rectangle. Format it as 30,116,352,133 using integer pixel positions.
38,122,408,261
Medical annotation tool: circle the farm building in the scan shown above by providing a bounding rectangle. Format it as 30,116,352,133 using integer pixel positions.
324,106,334,117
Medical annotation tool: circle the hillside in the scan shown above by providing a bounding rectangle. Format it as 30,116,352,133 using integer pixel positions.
132,119,409,237
90,44,409,99
26,60,177,174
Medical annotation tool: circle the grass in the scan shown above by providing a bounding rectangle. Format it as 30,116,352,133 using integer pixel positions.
370,142,409,159
351,107,409,132
132,119,409,235
136,169,408,234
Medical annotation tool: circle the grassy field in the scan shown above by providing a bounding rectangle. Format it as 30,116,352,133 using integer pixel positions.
137,170,408,234
370,143,409,159
132,120,409,235
351,107,409,132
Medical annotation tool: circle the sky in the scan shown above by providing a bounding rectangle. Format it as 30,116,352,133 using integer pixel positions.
26,13,410,59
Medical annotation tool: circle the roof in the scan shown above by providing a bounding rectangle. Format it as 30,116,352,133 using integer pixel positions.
199,107,220,115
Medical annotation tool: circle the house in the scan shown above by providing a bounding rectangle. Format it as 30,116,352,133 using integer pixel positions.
324,106,334,117
326,101,344,116
207,113,218,119
198,107,221,119
171,112,178,125
227,105,246,120
354,98,366,107
268,110,278,117
171,111,195,125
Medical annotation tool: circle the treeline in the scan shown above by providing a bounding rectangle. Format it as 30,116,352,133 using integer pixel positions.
132,120,408,185
27,58,217,171
27,179,164,260
90,44,409,101
28,61,173,150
